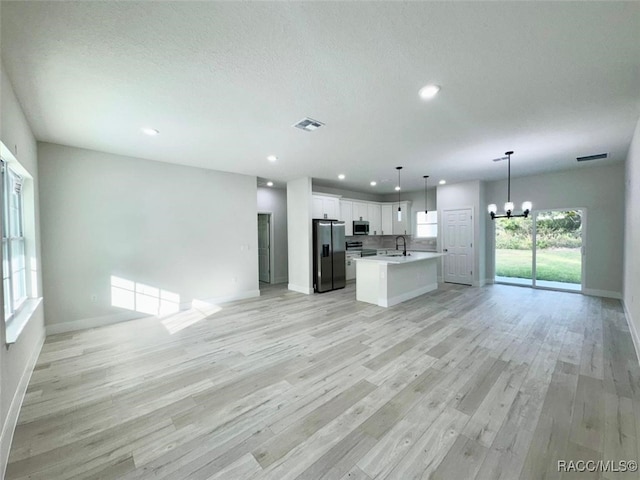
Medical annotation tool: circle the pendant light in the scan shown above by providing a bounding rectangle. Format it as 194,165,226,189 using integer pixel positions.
396,166,403,221
423,175,429,215
487,151,532,219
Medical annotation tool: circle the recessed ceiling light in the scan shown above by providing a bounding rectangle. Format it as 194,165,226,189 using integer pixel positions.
439,179,446,185
338,174,345,180
395,186,401,191
370,181,377,186
267,155,278,162
141,127,159,136
267,181,274,187
418,84,441,100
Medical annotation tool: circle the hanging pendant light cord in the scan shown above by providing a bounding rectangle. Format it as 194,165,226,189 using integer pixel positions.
423,175,429,214
396,167,402,209
507,152,511,202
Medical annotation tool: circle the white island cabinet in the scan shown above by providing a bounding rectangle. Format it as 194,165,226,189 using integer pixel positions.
354,252,442,307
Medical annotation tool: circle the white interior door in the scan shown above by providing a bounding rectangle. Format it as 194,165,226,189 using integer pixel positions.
443,208,473,285
258,214,270,283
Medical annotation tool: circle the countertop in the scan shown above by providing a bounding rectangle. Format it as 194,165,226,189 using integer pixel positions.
353,251,443,265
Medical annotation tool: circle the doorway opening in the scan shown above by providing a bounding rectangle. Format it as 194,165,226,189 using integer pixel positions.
495,209,584,292
258,213,272,284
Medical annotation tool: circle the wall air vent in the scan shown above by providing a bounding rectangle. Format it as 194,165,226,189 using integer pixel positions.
292,117,325,132
576,153,608,162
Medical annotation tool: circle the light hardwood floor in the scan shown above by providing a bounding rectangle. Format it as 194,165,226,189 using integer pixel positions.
6,282,640,479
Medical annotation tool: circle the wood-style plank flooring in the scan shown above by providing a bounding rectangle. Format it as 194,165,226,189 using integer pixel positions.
6,282,640,479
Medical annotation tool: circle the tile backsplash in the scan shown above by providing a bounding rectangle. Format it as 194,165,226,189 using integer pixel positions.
346,235,437,252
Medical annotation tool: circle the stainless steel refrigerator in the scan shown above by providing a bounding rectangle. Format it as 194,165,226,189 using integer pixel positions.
313,219,346,293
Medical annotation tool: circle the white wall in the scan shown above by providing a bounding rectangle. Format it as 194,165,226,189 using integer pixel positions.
485,163,626,297
313,184,385,203
437,180,485,286
624,117,640,357
38,143,259,332
287,177,313,294
0,63,45,477
257,187,288,284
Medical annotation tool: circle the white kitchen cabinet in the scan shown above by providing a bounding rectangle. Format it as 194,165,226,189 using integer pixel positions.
340,200,353,236
352,202,368,222
312,194,340,220
368,203,382,235
392,201,412,235
381,204,393,235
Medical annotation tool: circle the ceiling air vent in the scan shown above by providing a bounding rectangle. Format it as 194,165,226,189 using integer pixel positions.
293,117,325,132
576,153,608,162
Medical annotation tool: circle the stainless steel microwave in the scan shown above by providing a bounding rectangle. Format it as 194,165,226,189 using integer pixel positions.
353,220,369,235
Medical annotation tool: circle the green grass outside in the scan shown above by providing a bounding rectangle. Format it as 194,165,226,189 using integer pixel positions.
496,248,581,284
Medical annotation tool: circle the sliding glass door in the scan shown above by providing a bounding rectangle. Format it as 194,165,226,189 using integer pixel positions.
494,209,584,292
534,210,583,291
495,217,533,286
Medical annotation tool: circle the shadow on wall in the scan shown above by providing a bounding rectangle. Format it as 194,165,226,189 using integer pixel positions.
110,275,222,334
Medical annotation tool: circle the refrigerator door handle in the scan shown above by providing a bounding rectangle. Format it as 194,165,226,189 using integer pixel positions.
322,244,330,257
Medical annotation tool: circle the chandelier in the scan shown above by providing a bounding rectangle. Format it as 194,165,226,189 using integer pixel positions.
487,151,532,219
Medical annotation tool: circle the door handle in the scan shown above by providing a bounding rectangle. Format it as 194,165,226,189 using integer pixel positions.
443,248,448,252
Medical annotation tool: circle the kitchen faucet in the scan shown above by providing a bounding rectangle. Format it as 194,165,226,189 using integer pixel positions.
395,236,407,256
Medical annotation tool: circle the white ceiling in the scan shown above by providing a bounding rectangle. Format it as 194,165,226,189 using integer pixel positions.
1,2,639,193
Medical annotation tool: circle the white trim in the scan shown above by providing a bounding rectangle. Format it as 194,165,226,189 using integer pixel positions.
288,283,312,295
583,288,622,299
5,298,42,344
200,290,260,305
380,282,438,307
310,192,342,199
46,290,261,334
274,276,288,284
623,301,640,367
46,311,148,335
1,333,45,479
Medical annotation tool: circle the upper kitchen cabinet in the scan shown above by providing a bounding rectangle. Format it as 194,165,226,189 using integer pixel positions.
352,202,368,222
368,203,382,235
381,204,393,235
312,194,340,220
340,200,353,236
392,201,412,235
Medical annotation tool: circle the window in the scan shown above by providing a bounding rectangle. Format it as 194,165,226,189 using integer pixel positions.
2,161,27,321
416,211,437,238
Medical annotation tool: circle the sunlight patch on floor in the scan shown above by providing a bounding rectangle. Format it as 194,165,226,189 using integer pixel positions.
160,299,222,334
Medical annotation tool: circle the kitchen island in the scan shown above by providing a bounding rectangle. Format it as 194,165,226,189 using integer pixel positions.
354,252,442,307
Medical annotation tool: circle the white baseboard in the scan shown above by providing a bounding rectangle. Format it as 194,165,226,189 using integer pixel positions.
46,311,148,335
1,333,45,479
583,288,622,299
288,283,312,295
46,290,261,335
623,301,640,367
381,282,438,308
200,289,260,305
